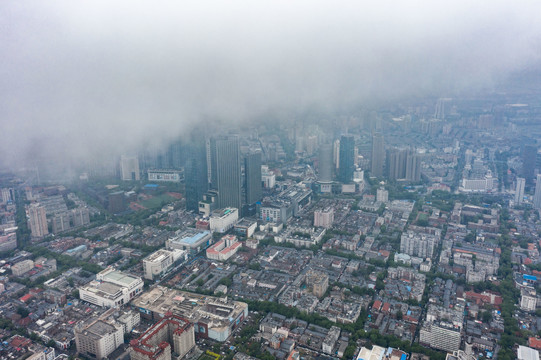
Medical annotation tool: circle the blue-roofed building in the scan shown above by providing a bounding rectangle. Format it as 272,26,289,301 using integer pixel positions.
523,274,537,282
166,228,213,255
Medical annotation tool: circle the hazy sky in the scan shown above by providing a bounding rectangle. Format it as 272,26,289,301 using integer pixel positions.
2,1,541,169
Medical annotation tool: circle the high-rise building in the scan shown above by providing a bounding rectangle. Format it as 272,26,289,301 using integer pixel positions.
534,174,541,209
1,188,14,204
209,136,242,210
387,149,407,180
185,138,208,212
244,152,262,205
338,135,355,183
405,150,421,182
318,144,333,183
371,133,385,177
515,177,526,205
522,145,537,186
28,204,48,238
400,230,438,259
120,155,140,181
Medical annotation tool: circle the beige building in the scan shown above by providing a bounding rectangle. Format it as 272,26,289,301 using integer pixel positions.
28,204,48,238
120,155,140,181
143,249,186,280
11,259,34,276
305,270,329,298
75,319,124,359
314,208,334,228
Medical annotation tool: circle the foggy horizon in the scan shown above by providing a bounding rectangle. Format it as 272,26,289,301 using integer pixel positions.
2,1,541,171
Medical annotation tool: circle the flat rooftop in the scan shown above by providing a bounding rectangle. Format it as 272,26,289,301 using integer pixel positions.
103,270,140,286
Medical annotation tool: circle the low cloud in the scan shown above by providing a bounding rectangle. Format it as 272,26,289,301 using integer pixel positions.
1,0,540,170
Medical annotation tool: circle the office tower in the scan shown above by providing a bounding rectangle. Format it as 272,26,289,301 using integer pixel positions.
120,155,140,181
406,150,421,182
108,191,126,214
244,152,262,205
515,177,526,205
371,132,385,177
209,136,242,210
522,145,537,185
338,135,355,183
28,204,48,238
185,138,208,212
333,139,340,170
534,174,541,209
318,144,333,182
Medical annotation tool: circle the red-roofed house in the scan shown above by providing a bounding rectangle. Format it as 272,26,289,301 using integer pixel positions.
372,300,382,311
381,302,391,313
206,235,242,261
20,294,33,303
530,337,541,350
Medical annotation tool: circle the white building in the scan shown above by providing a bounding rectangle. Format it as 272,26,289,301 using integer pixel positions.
262,166,276,189
79,267,143,307
167,228,212,255
460,172,495,193
143,249,187,280
376,187,388,203
11,259,34,276
314,208,334,228
75,319,124,359
120,155,140,181
147,169,182,183
420,321,462,353
517,345,540,360
210,208,239,233
521,287,537,312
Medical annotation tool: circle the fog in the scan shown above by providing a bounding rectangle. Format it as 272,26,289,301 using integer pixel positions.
1,1,541,171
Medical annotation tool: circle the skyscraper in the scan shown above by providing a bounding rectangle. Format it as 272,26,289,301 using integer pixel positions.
371,132,385,177
387,149,407,180
405,150,421,182
244,152,262,205
534,174,541,209
29,204,48,238
209,136,242,210
120,155,140,181
522,145,537,186
515,177,526,205
338,135,355,183
318,144,333,183
185,137,208,212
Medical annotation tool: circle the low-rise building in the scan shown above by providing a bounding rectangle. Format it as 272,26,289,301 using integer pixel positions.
79,267,143,307
206,235,242,261
131,286,248,342
143,249,187,280
75,319,124,359
521,287,537,312
129,314,195,360
167,228,212,255
11,259,34,276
